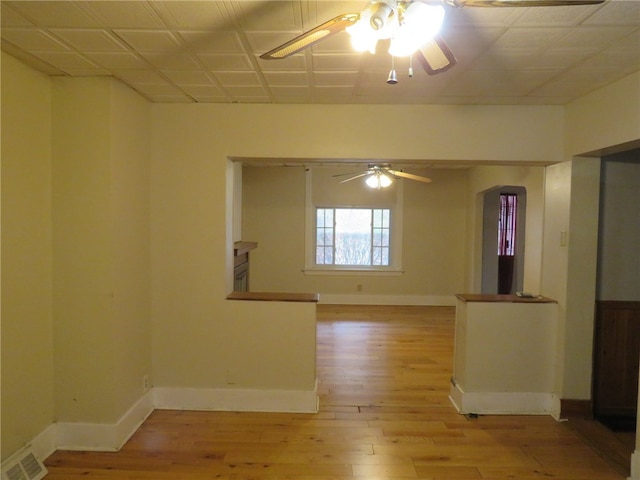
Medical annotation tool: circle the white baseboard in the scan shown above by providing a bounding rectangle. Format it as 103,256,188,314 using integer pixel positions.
153,384,319,414
630,450,640,480
25,384,317,460
449,382,558,416
31,423,57,461
318,294,456,306
56,390,154,451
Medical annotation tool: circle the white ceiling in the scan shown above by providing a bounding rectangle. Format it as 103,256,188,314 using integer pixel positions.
2,0,639,106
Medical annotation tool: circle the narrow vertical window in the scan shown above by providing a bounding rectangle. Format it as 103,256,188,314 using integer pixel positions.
316,208,334,264
498,194,517,256
372,208,390,266
497,193,517,294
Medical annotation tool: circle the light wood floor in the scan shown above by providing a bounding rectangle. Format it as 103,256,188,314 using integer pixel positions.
45,305,631,479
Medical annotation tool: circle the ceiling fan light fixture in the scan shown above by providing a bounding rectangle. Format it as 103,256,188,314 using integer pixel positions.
347,0,398,52
366,172,393,188
389,3,445,57
369,1,395,30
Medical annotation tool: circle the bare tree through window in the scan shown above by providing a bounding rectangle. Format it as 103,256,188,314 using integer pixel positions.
316,208,390,266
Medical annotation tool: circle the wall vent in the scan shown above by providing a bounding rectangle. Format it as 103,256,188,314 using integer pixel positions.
1,446,47,480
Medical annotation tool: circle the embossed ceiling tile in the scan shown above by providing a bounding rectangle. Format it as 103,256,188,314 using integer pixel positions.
583,0,640,26
143,94,192,103
529,74,602,98
313,85,355,97
161,70,216,85
313,71,358,86
63,67,111,76
245,31,302,54
114,30,182,53
85,1,165,29
446,7,525,28
4,1,99,27
1,3,34,27
443,69,559,97
263,71,308,86
230,1,301,29
214,71,262,86
257,54,307,71
197,53,253,71
224,85,268,96
528,49,598,70
86,52,147,69
491,27,566,52
180,85,225,97
312,53,362,70
305,1,364,23
466,50,539,70
514,4,600,27
269,85,311,97
151,1,230,29
32,50,97,69
49,29,129,52
113,69,167,84
141,52,200,70
129,83,184,96
444,26,507,53
178,31,245,54
556,26,638,50
2,28,70,51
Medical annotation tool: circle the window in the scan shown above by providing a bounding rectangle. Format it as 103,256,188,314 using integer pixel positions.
304,167,403,275
316,208,390,266
498,193,517,256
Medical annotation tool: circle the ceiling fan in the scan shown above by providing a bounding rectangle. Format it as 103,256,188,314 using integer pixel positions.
334,165,432,188
260,0,605,80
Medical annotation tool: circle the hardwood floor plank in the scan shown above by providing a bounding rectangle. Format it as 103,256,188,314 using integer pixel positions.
44,305,629,479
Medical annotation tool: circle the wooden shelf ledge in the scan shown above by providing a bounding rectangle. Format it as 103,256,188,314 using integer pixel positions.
226,291,319,303
234,241,258,257
455,293,557,303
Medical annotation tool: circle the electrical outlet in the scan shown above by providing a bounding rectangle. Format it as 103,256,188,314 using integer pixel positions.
142,374,150,392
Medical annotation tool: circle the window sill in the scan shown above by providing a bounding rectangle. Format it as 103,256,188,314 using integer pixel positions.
303,267,404,276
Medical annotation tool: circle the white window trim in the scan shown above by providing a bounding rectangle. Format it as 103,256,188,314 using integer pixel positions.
303,169,404,275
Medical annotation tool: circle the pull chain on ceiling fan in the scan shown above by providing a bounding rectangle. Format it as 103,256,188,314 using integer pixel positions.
260,0,605,82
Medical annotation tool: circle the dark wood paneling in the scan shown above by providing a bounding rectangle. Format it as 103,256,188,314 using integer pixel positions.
593,301,640,419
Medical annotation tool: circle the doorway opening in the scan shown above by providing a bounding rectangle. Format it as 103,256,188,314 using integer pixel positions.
481,186,527,295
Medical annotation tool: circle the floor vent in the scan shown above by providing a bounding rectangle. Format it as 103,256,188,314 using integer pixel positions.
1,446,47,480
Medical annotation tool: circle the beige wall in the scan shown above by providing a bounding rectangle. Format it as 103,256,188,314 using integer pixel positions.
1,53,55,459
546,71,640,402
565,71,640,157
51,77,152,424
150,102,564,391
465,165,545,294
110,80,152,419
2,51,639,462
241,166,467,299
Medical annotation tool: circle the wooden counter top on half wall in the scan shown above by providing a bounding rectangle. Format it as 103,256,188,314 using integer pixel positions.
456,293,557,303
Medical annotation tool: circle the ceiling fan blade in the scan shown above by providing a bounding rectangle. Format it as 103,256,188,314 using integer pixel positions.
332,170,367,178
387,170,432,184
416,36,457,75
260,13,359,60
339,172,372,183
448,0,604,7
